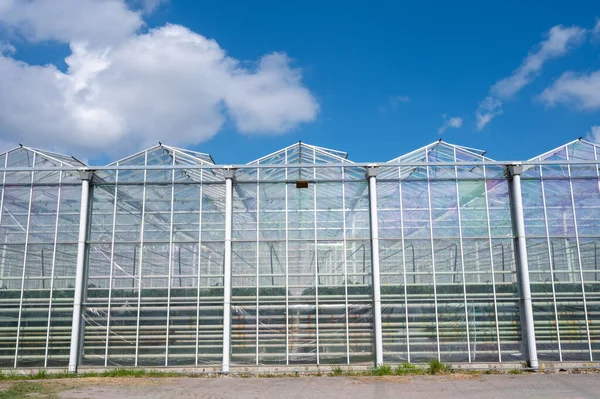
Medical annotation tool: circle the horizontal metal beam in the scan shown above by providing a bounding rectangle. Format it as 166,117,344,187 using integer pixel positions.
1,160,600,172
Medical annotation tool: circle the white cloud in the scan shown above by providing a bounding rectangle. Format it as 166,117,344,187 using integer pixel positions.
0,1,318,158
0,40,15,55
438,115,463,134
132,0,168,14
492,25,586,98
475,24,586,130
594,19,600,36
475,97,503,130
586,125,600,143
0,0,144,47
539,70,600,109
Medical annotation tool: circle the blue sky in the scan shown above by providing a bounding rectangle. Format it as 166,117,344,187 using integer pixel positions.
1,0,599,165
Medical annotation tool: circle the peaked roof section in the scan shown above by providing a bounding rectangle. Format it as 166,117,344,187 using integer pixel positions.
95,143,220,183
246,142,351,165
387,140,493,164
1,145,86,168
238,141,354,182
1,145,87,183
108,143,215,166
380,140,496,180
525,138,599,178
528,138,599,162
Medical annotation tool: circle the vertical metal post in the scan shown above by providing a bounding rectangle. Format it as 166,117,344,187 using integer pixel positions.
164,155,176,366
0,154,7,290
312,150,320,365
222,167,234,373
366,166,383,366
103,169,119,367
397,167,411,362
538,166,563,361
482,165,503,362
195,170,204,367
425,163,441,360
284,151,290,365
44,169,63,367
68,170,93,373
14,153,36,368
453,150,471,362
508,164,538,370
595,145,600,193
565,151,593,361
341,167,351,364
134,152,148,367
255,169,260,365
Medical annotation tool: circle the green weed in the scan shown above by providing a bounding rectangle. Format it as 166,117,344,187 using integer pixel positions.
427,359,450,375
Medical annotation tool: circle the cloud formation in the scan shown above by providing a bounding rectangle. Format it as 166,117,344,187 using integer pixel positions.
585,125,600,143
438,115,463,134
475,24,586,130
0,0,318,157
539,70,600,110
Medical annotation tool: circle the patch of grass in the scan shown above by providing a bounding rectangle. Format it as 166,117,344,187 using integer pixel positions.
371,364,394,376
329,365,344,376
0,370,73,381
256,373,279,378
394,362,424,375
89,368,179,378
508,368,523,375
427,359,450,375
483,368,501,375
0,381,63,399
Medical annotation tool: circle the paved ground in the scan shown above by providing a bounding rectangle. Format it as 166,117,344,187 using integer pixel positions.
2,374,600,399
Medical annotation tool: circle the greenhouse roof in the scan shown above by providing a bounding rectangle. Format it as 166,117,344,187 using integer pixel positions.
2,138,598,173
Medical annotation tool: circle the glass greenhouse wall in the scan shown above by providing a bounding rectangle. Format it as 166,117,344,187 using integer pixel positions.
0,139,598,371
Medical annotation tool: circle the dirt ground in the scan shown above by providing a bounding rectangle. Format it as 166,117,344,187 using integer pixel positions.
2,374,600,399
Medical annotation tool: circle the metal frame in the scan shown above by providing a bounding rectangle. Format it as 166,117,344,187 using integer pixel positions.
454,148,472,362
222,168,234,372
1,139,599,371
397,166,411,363
134,152,149,368
14,153,36,368
508,165,539,369
565,151,593,361
44,170,63,367
482,165,503,362
68,169,92,372
538,165,564,361
425,160,442,360
367,166,383,366
164,154,176,366
194,169,204,367
312,149,321,365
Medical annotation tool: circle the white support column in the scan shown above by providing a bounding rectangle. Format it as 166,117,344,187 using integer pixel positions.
508,164,538,370
222,167,234,373
366,166,383,366
68,170,93,373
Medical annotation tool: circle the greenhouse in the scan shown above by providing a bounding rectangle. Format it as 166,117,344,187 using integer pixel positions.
0,139,599,372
